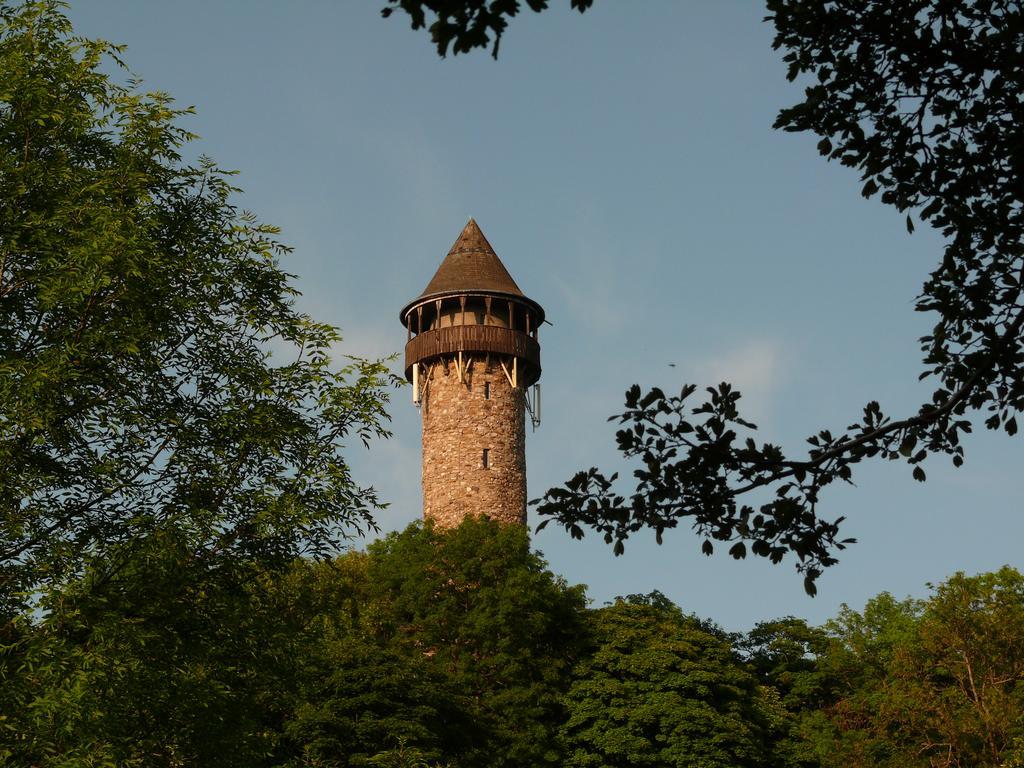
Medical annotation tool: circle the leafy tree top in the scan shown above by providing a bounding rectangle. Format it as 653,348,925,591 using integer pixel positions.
562,594,771,767
0,0,397,609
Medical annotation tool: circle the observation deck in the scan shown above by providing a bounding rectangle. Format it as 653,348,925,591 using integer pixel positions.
404,324,541,386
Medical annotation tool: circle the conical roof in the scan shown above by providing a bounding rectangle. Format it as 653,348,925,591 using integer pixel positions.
401,218,544,322
422,218,524,297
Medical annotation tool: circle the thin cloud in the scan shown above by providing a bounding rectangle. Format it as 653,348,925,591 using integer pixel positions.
686,338,789,427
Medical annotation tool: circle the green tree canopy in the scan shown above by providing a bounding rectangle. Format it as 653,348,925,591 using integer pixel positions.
282,518,589,768
0,0,395,611
739,617,833,768
279,550,473,767
799,569,1024,768
0,531,302,766
561,595,771,768
6,515,1021,768
4,519,580,768
363,518,589,768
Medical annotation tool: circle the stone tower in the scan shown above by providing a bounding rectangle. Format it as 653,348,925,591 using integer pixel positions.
400,219,544,527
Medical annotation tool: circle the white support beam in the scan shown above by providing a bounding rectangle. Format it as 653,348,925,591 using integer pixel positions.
499,359,515,388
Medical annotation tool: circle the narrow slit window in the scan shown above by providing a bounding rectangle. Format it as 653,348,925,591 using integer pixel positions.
482,448,490,469
484,382,491,400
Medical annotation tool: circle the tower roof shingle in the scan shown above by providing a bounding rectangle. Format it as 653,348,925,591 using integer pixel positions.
401,218,544,322
422,218,524,297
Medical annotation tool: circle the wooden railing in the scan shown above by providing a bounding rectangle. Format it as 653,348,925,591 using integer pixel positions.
404,325,541,382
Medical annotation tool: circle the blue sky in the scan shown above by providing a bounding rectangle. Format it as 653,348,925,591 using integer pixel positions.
69,1,1022,631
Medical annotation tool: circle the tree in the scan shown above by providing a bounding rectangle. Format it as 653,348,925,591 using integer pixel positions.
561,595,771,768
741,618,830,714
278,518,589,767
796,593,922,768
361,518,589,768
739,618,833,768
280,552,476,767
3,518,580,767
0,1,396,611
285,635,471,767
384,0,1024,592
381,0,594,58
0,531,302,766
797,571,1024,768
910,568,1024,767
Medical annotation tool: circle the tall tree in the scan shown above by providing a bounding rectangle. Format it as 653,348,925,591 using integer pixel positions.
801,593,923,768
909,568,1024,767
798,571,1024,768
561,595,772,768
383,0,1024,592
361,518,590,768
280,551,476,767
0,0,395,611
0,532,302,766
740,617,832,768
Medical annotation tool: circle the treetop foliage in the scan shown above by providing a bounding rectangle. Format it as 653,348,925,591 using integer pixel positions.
359,519,589,767
0,0,397,611
6,2,1024,764
5,517,1023,767
381,0,594,58
561,597,770,768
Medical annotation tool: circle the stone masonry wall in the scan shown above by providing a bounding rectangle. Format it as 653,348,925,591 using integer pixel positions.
420,355,526,527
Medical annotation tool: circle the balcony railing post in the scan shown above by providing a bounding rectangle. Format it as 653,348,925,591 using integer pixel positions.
405,325,540,382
